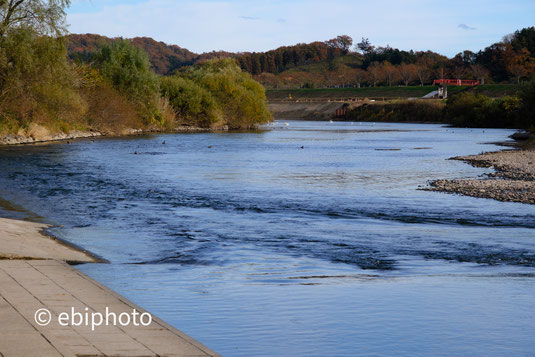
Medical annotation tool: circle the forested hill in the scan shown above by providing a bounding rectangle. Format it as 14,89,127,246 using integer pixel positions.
67,34,198,75
66,34,348,76
67,27,535,88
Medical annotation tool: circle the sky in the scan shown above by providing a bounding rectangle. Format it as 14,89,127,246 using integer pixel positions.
67,0,535,57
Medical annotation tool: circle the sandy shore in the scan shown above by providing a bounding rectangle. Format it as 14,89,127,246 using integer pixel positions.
426,149,535,204
0,217,219,356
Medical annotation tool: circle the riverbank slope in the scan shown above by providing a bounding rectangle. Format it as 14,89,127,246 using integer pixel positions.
0,217,219,356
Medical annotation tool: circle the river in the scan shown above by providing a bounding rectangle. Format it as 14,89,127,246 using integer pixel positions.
0,121,534,356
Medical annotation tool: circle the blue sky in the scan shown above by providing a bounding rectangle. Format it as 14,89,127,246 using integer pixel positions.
67,0,535,57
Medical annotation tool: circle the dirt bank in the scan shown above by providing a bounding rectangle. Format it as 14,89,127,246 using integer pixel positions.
268,102,344,120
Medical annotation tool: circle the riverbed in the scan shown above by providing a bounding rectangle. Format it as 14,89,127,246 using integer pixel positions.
0,121,534,356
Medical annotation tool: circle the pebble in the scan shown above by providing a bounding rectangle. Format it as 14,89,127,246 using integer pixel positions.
422,149,535,205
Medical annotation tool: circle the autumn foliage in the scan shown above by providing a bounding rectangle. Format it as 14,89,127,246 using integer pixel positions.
67,28,535,91
1,1,271,136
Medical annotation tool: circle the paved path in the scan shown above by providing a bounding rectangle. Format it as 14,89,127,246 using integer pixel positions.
0,218,96,263
0,219,219,357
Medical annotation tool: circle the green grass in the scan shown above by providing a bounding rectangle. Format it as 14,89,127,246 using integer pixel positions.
285,55,363,73
266,84,523,100
267,86,437,100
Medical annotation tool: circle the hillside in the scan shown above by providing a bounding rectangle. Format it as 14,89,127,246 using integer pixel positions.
66,27,535,89
67,34,198,75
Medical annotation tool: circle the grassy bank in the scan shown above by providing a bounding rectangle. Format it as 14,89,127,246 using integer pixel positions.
342,81,534,129
266,84,523,101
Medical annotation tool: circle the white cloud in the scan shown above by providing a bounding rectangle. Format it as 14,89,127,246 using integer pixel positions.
458,24,476,31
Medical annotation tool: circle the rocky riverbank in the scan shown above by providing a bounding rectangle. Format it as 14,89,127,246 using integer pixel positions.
0,130,103,145
426,149,535,204
0,125,219,146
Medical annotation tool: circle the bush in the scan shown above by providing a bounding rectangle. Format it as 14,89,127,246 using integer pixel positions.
345,100,444,123
0,28,87,132
80,75,140,133
173,58,272,129
93,39,160,125
444,92,521,128
160,76,218,127
519,80,535,130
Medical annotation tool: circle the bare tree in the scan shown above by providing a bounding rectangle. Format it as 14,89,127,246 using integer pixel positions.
352,68,366,88
415,64,430,86
507,63,527,84
398,63,418,86
381,61,398,86
366,62,383,87
469,64,490,85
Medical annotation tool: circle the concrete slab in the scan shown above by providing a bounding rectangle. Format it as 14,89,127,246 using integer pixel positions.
0,260,219,357
0,217,220,357
0,218,97,263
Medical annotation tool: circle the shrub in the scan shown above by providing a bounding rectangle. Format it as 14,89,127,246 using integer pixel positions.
345,100,444,123
0,28,87,132
444,92,521,128
93,39,160,125
519,80,535,130
81,82,140,133
160,76,219,127
174,58,272,129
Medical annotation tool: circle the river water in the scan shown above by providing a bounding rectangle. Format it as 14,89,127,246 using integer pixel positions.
0,121,534,356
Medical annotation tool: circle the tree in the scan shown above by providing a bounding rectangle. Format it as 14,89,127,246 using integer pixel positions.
475,41,515,82
0,27,87,130
415,64,430,86
0,0,70,40
381,61,398,86
470,64,490,84
325,35,353,59
519,79,535,128
398,63,417,86
505,48,535,83
356,37,374,54
352,68,366,88
160,76,217,127
181,58,271,129
366,62,383,87
507,63,527,84
511,27,535,56
335,35,353,54
94,39,160,123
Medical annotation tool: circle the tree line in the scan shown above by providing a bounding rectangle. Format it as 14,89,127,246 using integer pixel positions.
68,28,535,90
243,30,535,89
0,0,271,137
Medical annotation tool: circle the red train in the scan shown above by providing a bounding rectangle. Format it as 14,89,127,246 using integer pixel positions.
433,79,480,86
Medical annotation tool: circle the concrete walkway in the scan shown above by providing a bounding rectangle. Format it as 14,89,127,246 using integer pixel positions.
0,218,96,263
0,218,219,357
